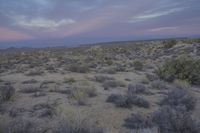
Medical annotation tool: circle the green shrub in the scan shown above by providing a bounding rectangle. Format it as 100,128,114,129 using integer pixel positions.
156,56,200,85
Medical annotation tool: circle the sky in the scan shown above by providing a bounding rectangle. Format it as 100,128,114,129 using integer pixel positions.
0,0,200,48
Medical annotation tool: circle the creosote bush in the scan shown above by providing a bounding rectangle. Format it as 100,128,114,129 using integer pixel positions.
124,113,154,129
156,56,200,85
124,106,200,133
107,94,150,108
152,106,200,133
160,89,196,111
128,83,150,95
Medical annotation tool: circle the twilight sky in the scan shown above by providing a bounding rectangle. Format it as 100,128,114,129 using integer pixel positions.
0,0,200,47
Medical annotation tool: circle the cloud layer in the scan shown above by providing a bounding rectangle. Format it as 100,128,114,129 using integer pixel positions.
0,0,199,44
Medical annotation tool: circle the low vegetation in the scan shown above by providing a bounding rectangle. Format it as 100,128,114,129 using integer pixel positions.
156,56,200,85
0,84,15,102
68,64,90,73
107,93,150,108
133,60,143,71
160,89,196,111
0,39,200,133
70,82,97,105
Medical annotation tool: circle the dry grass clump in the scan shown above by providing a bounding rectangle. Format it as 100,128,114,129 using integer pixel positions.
94,75,114,83
100,67,117,74
173,79,190,89
70,81,97,105
63,77,76,84
55,108,105,133
68,64,90,73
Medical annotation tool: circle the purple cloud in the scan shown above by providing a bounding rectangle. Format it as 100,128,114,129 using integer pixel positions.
0,0,199,46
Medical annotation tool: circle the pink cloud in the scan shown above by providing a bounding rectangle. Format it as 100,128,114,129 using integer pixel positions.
0,27,33,42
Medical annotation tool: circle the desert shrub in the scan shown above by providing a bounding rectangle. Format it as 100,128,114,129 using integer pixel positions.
128,83,150,95
151,80,169,90
106,94,122,103
152,106,200,133
107,94,150,108
163,40,177,49
0,84,15,102
160,89,196,111
68,64,90,73
114,95,133,108
127,95,150,108
124,113,154,129
124,106,200,133
133,60,143,71
156,56,200,85
71,83,97,105
106,94,132,108
102,80,125,90
94,75,114,83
